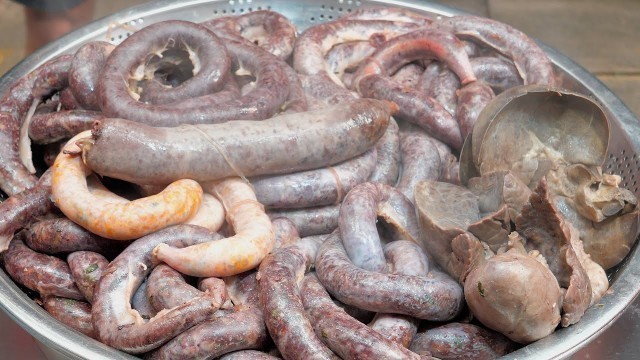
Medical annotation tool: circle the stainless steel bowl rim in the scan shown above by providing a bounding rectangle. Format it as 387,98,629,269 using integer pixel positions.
1,1,639,359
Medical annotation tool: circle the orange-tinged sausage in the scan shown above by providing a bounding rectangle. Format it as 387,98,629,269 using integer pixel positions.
51,131,202,240
184,193,225,232
139,185,225,232
153,177,275,277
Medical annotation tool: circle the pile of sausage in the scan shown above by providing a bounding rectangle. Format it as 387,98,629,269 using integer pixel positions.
0,5,571,359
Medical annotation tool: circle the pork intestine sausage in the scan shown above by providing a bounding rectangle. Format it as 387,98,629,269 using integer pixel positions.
368,117,401,186
28,110,103,144
301,273,422,360
399,123,453,161
397,131,442,202
153,177,275,277
4,238,84,300
146,264,228,312
369,240,429,347
147,271,267,359
99,20,229,106
29,58,73,100
220,350,281,360
59,87,83,110
224,271,261,309
27,202,130,255
272,217,301,249
368,313,419,349
69,41,114,110
389,63,424,91
294,19,421,85
409,322,518,359
147,264,229,311
355,28,476,86
235,11,296,58
137,185,226,233
183,193,226,232
252,147,376,209
416,61,460,117
293,20,418,107
67,251,109,303
279,63,309,114
434,15,556,86
99,35,289,126
21,56,80,176
268,204,340,237
146,306,267,360
194,24,298,115
332,299,375,324
131,280,156,321
354,28,476,150
91,225,225,354
0,169,54,252
415,57,521,120
43,296,97,339
384,240,430,276
0,55,72,195
195,38,289,119
325,40,378,81
471,56,522,93
198,277,232,310
202,10,297,60
339,182,421,272
456,81,495,140
81,99,393,185
258,236,338,360
462,39,493,57
299,73,357,108
315,233,463,321
51,131,202,240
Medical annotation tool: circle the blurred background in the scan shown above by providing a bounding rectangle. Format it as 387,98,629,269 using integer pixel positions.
0,0,638,359
0,0,144,68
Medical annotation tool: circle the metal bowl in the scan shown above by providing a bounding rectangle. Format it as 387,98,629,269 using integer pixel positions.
459,85,612,187
1,1,638,359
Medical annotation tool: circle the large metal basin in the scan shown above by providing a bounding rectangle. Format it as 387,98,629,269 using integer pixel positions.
1,1,638,359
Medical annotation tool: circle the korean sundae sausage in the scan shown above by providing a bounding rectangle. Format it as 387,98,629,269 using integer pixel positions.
0,169,54,252
67,251,108,303
315,233,463,321
4,238,84,300
43,296,96,339
82,99,394,185
258,236,337,360
91,225,224,353
68,41,114,110
301,273,422,360
99,20,230,106
252,148,377,209
0,55,72,195
435,15,555,86
25,218,127,257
